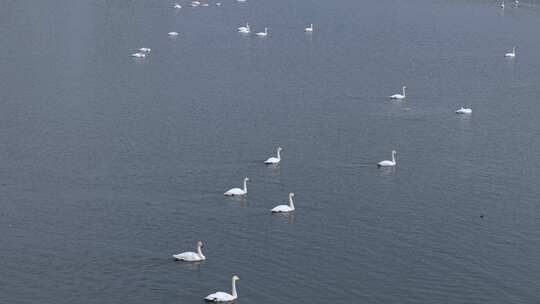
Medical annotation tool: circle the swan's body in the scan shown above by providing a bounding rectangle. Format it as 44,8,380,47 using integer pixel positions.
256,27,268,37
168,31,179,36
138,47,151,54
377,150,397,167
191,1,201,7
390,86,406,100
216,2,221,6
237,0,247,2
504,47,516,58
173,3,182,8
202,3,209,6
455,107,472,114
204,275,239,302
515,0,519,6
131,52,146,58
173,241,206,262
271,193,295,213
224,178,250,196
265,147,282,164
305,24,314,32
237,23,250,33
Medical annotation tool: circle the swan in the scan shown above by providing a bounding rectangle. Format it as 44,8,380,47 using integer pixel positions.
500,0,505,8
237,0,247,2
191,1,201,7
138,47,151,54
515,0,519,5
504,47,516,58
168,31,179,36
271,193,295,213
173,3,182,8
204,275,239,302
377,150,397,167
305,24,314,32
173,241,206,261
256,27,268,37
390,86,406,100
202,3,209,6
224,177,250,196
237,23,250,33
216,2,221,6
131,52,146,58
455,107,472,114
265,147,282,164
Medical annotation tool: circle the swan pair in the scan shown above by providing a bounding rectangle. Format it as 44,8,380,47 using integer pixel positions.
377,150,397,167
173,241,206,261
390,86,406,100
204,275,240,302
265,147,282,165
455,107,472,114
504,47,516,58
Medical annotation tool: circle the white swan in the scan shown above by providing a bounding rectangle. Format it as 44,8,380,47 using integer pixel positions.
377,150,397,167
500,0,505,8
173,241,206,261
256,27,268,37
237,23,250,33
216,2,221,6
455,107,472,114
131,52,146,58
224,177,250,196
390,86,406,100
504,47,516,58
204,275,239,302
173,3,182,8
191,1,201,7
168,31,179,36
271,193,295,213
515,0,519,6
237,0,247,2
202,3,209,6
265,147,282,164
305,24,314,32
138,47,151,54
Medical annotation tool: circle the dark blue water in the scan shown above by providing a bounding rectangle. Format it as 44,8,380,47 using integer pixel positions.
1,0,540,303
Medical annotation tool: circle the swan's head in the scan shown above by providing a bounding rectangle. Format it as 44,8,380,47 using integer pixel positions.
392,150,397,154
233,275,240,281
197,241,203,248
289,192,295,197
277,147,283,151
244,177,250,182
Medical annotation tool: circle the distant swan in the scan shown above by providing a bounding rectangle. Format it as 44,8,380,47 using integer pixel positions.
168,31,179,36
173,3,182,8
390,86,406,100
500,0,505,8
271,193,295,213
238,23,250,33
305,24,314,32
138,47,151,54
265,147,282,165
204,275,239,302
256,27,268,37
377,150,397,167
455,107,472,114
504,47,516,58
131,52,146,58
191,1,201,7
202,3,209,6
237,0,247,2
173,241,206,261
224,177,250,196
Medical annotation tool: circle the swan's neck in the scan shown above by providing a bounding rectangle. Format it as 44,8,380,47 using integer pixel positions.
402,87,406,97
231,279,237,298
392,153,396,164
197,245,205,259
276,149,281,160
243,180,248,193
289,195,295,210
